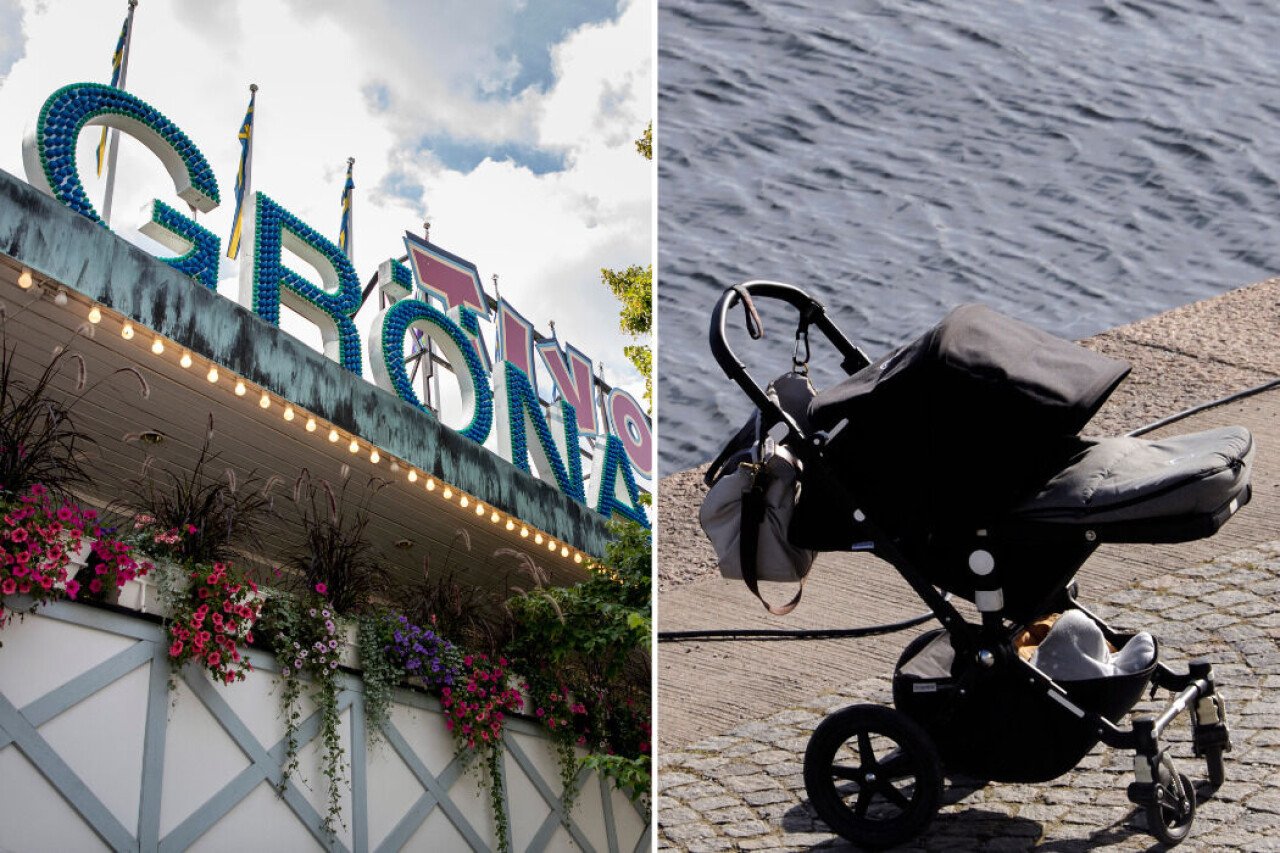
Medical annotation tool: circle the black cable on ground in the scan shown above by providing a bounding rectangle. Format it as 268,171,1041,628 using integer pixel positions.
661,376,1280,644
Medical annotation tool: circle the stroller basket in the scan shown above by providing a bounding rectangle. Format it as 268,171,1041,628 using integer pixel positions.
893,625,1159,783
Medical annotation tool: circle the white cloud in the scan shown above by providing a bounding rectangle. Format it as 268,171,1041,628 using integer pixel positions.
0,0,652,401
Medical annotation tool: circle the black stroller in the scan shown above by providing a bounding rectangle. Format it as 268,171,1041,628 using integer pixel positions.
707,281,1253,848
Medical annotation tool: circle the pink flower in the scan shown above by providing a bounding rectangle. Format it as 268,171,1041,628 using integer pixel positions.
88,578,102,594
314,582,328,595
65,580,80,599
169,640,183,657
1,578,15,595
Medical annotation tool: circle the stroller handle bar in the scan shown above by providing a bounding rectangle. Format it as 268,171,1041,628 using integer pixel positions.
710,280,871,444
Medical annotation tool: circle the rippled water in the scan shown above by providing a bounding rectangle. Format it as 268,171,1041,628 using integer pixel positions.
658,0,1280,475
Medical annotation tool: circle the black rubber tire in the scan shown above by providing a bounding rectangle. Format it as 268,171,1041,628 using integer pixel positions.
1147,771,1196,847
1204,746,1226,789
804,704,943,849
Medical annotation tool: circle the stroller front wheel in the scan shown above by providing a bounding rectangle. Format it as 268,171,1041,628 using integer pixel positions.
1145,766,1196,847
804,704,943,849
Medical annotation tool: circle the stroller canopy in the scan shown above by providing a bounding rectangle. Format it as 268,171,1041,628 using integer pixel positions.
808,304,1132,528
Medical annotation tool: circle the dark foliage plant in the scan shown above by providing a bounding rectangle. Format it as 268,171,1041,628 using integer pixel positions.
285,470,390,616
117,415,275,567
0,324,148,500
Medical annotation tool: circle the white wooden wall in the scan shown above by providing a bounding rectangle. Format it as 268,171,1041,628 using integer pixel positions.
0,600,649,852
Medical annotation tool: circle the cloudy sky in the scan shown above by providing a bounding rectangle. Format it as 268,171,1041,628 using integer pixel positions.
0,0,653,416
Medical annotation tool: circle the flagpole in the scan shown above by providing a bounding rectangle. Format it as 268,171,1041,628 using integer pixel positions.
101,0,138,228
344,157,355,261
235,84,259,305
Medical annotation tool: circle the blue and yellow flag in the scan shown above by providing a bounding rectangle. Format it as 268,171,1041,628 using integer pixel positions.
227,89,256,260
95,13,130,176
339,158,354,257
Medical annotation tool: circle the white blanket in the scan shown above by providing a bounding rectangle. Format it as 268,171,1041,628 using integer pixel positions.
1030,609,1155,681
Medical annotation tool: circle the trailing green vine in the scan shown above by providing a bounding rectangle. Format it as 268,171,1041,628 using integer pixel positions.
356,611,400,745
262,586,347,837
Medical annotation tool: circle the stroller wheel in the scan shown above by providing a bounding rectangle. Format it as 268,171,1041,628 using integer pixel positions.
804,704,943,849
1146,768,1196,847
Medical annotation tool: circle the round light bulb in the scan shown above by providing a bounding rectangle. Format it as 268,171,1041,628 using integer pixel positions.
206,366,218,383
151,337,164,355
440,486,450,498
348,438,359,453
520,527,529,538
283,406,295,422
459,496,469,508
560,545,569,557
408,470,418,483
17,269,32,289
370,449,380,464
573,553,583,564
548,540,557,552
179,351,192,368
328,428,339,443
505,519,514,531
259,392,270,409
305,417,317,432
534,533,543,545
121,323,134,340
234,380,246,396
53,290,68,307
88,306,102,324
475,503,485,516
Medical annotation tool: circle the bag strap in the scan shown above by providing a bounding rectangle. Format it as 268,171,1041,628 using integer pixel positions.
704,412,760,487
739,467,805,616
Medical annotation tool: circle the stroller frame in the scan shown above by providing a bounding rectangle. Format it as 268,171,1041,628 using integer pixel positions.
709,281,1232,847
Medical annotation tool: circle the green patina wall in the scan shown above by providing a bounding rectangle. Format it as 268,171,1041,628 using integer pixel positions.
0,169,613,556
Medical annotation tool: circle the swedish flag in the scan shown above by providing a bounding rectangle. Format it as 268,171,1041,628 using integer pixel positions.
95,14,130,177
339,158,354,258
227,88,257,260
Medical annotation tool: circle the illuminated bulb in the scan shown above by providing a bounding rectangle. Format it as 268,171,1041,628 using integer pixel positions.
459,496,469,508
573,553,583,564
179,351,192,368
305,417,317,432
151,337,164,354
548,540,557,552
259,392,270,409
407,470,418,483
121,322,135,340
505,519,514,531
206,366,218,383
283,406,295,421
88,306,102,324
560,545,569,557
328,428,339,443
440,486,450,498
475,503,485,516
534,533,543,545
348,438,359,453
490,511,500,523
370,449,380,464
234,380,246,396
17,269,32,289
520,527,529,538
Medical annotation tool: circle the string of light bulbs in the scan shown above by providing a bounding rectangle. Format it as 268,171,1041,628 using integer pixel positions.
12,266,613,576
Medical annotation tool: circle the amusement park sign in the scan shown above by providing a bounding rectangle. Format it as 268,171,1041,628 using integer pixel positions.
20,83,650,526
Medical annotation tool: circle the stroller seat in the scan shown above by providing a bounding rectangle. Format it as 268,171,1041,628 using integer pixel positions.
1009,426,1253,542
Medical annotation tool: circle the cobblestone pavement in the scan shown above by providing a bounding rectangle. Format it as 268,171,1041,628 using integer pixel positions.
658,541,1280,851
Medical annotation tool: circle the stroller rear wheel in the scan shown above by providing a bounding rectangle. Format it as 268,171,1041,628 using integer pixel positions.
804,704,943,849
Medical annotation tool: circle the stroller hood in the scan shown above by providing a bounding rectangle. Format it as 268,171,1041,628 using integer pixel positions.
810,304,1131,437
